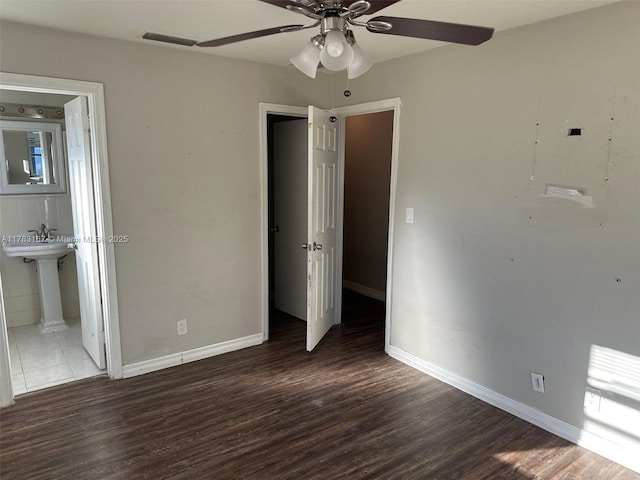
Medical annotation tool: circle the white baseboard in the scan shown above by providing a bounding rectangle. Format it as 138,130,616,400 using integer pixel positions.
387,345,639,474
343,279,385,301
122,333,263,379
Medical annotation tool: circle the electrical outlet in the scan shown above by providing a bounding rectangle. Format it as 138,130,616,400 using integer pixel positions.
531,372,545,393
405,207,415,224
177,318,188,336
584,387,601,411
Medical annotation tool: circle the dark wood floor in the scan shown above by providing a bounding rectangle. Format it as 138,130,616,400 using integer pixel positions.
1,291,637,479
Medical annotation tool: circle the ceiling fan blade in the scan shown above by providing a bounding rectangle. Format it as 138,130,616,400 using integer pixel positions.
197,25,304,47
343,0,402,15
369,16,494,45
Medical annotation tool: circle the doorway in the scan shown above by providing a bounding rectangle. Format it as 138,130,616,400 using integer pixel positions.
0,90,101,395
268,114,308,328
342,111,394,305
0,72,122,407
260,100,400,352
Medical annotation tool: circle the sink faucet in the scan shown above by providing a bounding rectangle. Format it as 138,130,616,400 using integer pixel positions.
29,224,52,241
40,224,58,240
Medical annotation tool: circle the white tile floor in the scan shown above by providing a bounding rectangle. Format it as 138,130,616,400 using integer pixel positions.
7,318,105,395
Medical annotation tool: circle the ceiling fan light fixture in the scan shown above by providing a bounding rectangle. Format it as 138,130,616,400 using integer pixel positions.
347,41,373,79
320,31,354,71
290,36,323,78
197,1,494,80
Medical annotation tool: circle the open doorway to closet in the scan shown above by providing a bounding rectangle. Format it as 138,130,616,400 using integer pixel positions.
263,102,397,353
268,114,309,330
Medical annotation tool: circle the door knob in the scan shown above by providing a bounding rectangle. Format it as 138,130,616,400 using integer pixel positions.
313,242,323,251
301,243,310,250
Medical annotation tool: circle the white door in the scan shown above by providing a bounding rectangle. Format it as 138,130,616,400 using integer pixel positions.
64,97,106,369
306,106,339,351
273,119,308,321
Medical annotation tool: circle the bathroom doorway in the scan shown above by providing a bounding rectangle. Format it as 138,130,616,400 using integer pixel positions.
0,73,122,407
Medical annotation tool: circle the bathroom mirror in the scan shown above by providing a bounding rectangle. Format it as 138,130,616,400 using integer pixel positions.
0,120,66,194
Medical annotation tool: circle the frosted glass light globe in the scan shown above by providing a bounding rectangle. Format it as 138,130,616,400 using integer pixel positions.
320,31,353,72
325,32,345,57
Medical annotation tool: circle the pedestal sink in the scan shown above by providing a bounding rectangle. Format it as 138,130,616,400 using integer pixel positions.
2,233,75,333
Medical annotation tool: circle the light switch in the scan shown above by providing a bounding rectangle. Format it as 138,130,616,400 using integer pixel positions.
405,207,415,224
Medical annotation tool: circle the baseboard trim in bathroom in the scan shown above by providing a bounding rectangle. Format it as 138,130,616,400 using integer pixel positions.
122,333,264,379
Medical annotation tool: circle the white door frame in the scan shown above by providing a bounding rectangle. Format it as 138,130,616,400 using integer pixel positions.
0,72,123,406
259,103,308,341
0,275,11,407
333,98,401,353
259,99,401,353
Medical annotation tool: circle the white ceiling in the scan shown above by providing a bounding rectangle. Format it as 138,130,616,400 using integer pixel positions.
0,0,617,66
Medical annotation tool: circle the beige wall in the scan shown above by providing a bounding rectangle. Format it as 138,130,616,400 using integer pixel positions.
337,1,640,457
343,111,393,294
0,21,330,364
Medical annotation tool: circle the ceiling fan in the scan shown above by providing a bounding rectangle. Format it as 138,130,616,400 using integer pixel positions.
196,0,494,79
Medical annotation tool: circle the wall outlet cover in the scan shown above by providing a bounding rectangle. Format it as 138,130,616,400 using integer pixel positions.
531,372,545,393
405,207,415,224
584,386,602,411
177,318,188,336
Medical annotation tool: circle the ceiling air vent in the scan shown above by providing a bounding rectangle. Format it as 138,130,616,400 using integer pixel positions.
141,32,198,47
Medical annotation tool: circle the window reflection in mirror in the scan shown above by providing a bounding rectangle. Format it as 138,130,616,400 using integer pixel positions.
0,120,66,194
